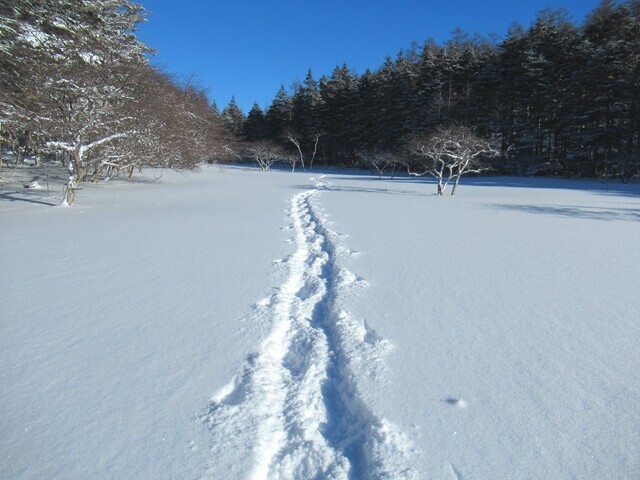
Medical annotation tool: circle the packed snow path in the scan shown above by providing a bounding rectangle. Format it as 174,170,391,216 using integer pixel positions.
202,188,415,480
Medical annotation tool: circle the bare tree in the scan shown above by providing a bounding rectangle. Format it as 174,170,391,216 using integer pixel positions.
287,131,321,171
404,126,497,195
609,153,640,184
247,141,285,171
135,69,221,170
283,152,299,172
286,132,303,171
357,150,399,179
308,133,321,169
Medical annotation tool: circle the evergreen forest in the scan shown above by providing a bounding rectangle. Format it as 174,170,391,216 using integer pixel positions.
234,1,640,180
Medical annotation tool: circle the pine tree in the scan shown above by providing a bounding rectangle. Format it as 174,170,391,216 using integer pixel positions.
221,97,245,136
578,0,640,178
253,2,638,177
291,69,322,140
265,86,292,140
353,69,381,151
244,102,267,141
319,65,359,164
415,40,445,130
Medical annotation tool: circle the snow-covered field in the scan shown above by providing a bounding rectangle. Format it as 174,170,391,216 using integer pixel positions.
2,165,639,479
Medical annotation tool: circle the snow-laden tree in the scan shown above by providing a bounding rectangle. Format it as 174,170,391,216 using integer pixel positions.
247,141,285,171
1,0,151,205
404,125,497,195
221,96,245,136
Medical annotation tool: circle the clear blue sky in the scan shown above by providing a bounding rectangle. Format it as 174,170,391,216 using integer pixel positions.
137,0,603,113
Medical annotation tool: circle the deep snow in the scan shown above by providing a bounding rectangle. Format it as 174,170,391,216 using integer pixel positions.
1,165,639,479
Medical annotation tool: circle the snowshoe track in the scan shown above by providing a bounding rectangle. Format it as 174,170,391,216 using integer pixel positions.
202,189,415,480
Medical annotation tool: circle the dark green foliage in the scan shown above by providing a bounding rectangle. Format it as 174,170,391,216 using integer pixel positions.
318,65,359,165
244,103,268,141
245,0,640,180
265,86,292,140
292,70,322,141
221,97,246,136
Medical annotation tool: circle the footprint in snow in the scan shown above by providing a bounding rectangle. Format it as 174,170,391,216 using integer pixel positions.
445,396,469,409
255,297,271,307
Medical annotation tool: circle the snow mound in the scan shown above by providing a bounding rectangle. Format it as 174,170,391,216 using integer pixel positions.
23,180,43,189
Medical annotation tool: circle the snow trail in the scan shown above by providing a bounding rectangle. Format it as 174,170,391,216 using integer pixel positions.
202,188,415,480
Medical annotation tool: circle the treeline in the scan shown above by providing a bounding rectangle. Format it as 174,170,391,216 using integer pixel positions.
229,0,640,180
2,1,639,206
0,0,235,204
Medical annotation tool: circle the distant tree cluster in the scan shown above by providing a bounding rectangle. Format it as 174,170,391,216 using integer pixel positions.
226,0,640,182
0,0,232,204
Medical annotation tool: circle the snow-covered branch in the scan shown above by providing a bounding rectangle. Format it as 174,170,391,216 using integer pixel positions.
405,126,498,195
78,131,131,157
247,141,286,171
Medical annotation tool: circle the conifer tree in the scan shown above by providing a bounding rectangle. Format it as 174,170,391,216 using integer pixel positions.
244,102,267,141
221,97,245,136
265,86,292,140
319,65,359,164
253,1,638,178
291,69,322,140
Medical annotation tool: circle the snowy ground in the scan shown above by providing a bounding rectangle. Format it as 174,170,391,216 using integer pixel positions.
1,165,639,479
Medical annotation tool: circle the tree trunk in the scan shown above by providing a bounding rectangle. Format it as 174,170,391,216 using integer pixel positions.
77,165,87,182
63,175,78,206
62,149,85,206
452,177,460,195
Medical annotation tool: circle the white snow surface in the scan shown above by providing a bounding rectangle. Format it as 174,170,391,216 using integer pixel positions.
1,166,639,479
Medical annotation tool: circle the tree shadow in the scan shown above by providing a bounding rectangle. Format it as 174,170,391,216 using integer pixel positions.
456,176,640,198
0,190,59,206
328,173,436,188
322,172,640,197
286,183,430,197
489,203,640,222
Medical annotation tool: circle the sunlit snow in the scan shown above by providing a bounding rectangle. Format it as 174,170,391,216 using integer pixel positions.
1,166,639,479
